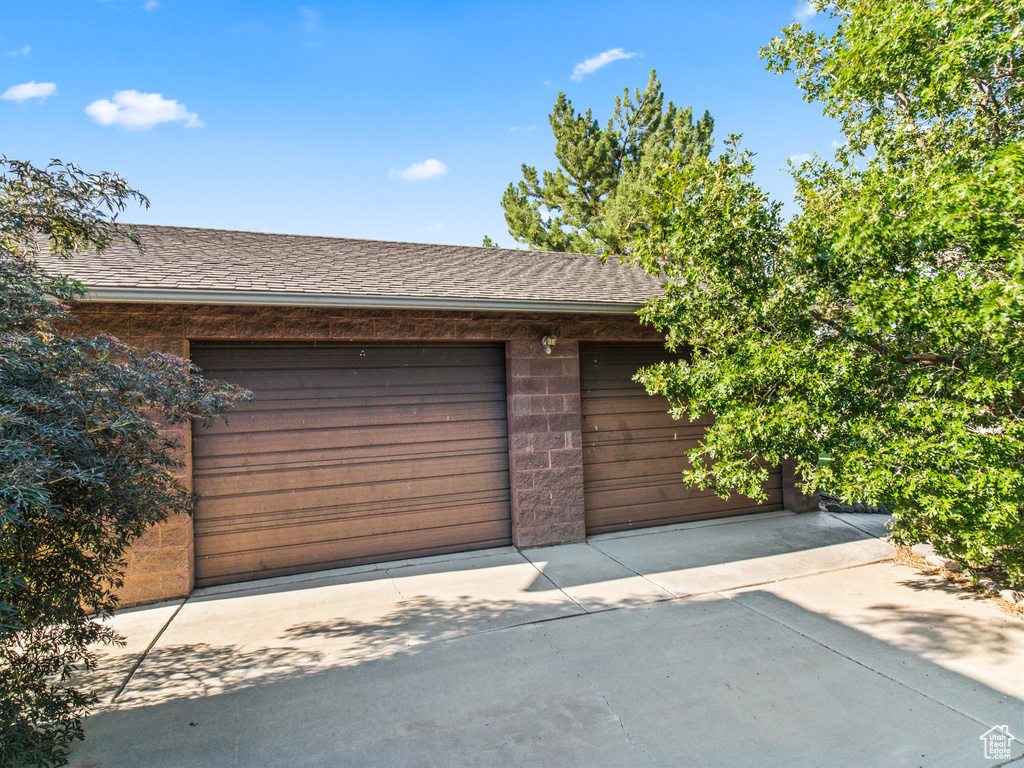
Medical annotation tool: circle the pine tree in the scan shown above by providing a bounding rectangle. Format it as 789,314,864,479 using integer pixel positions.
494,69,714,255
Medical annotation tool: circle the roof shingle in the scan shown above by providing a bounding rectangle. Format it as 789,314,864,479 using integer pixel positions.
36,224,661,312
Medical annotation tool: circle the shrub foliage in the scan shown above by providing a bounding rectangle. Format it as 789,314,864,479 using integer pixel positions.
1,159,248,766
631,0,1024,582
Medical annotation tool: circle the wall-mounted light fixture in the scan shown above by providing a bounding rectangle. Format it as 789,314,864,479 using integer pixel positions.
541,335,558,355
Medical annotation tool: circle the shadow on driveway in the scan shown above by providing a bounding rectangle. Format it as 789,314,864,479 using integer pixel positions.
71,576,1023,768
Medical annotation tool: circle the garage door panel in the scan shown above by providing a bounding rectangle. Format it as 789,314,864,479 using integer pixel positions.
191,342,512,586
197,398,508,436
588,494,784,524
586,443,781,478
583,436,703,465
205,469,505,516
196,497,511,554
585,428,712,456
583,427,703,453
581,455,702,483
196,518,514,587
195,450,509,499
194,435,509,473
587,500,781,533
582,398,714,423
206,365,508,396
582,410,714,432
221,381,506,408
196,487,509,533
580,342,782,534
586,476,733,503
197,514,512,566
198,343,503,370
194,420,508,460
586,478,783,506
586,443,785,474
198,521,515,580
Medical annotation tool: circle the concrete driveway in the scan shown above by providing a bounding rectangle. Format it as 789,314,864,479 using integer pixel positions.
70,511,1024,768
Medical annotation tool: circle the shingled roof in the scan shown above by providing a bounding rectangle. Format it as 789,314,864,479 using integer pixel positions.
36,224,662,314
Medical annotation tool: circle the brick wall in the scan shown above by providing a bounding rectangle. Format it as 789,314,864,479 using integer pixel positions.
506,339,586,547
71,302,659,606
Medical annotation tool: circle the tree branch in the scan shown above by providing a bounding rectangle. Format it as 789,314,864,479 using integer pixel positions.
809,309,890,356
809,311,963,370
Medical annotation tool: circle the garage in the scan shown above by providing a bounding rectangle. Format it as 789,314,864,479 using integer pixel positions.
58,223,817,606
190,342,512,586
580,342,783,534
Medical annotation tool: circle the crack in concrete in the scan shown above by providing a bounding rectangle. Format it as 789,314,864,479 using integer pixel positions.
537,626,662,768
382,568,406,602
233,697,242,767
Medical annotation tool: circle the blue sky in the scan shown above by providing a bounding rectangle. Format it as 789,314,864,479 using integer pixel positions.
2,0,836,248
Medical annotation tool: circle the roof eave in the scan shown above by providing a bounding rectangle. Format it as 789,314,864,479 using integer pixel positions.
78,287,647,315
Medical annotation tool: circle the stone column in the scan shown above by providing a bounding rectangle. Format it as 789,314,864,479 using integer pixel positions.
781,458,820,513
117,334,196,605
505,338,587,547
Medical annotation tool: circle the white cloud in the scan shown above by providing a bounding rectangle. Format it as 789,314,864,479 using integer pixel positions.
5,44,31,57
143,0,160,9
2,81,56,103
571,48,637,81
85,90,203,129
509,125,536,132
300,6,322,33
788,153,813,163
426,222,443,232
390,158,447,181
793,2,817,22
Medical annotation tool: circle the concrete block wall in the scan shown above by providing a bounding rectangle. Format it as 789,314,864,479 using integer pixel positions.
70,302,657,606
506,339,586,548
781,458,821,513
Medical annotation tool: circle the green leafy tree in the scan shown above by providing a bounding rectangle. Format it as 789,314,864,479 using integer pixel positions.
631,0,1024,583
494,70,714,254
1,159,248,766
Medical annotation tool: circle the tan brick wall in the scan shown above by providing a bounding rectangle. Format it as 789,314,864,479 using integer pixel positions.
70,302,660,606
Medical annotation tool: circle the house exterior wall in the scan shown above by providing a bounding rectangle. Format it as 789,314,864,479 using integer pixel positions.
70,302,659,606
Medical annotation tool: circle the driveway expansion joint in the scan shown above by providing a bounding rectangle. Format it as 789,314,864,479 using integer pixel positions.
585,541,681,598
520,553,591,614
723,588,996,730
109,596,188,704
825,510,892,541
434,560,903,652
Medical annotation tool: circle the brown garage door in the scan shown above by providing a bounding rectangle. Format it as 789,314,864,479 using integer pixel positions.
190,342,512,586
580,342,783,534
